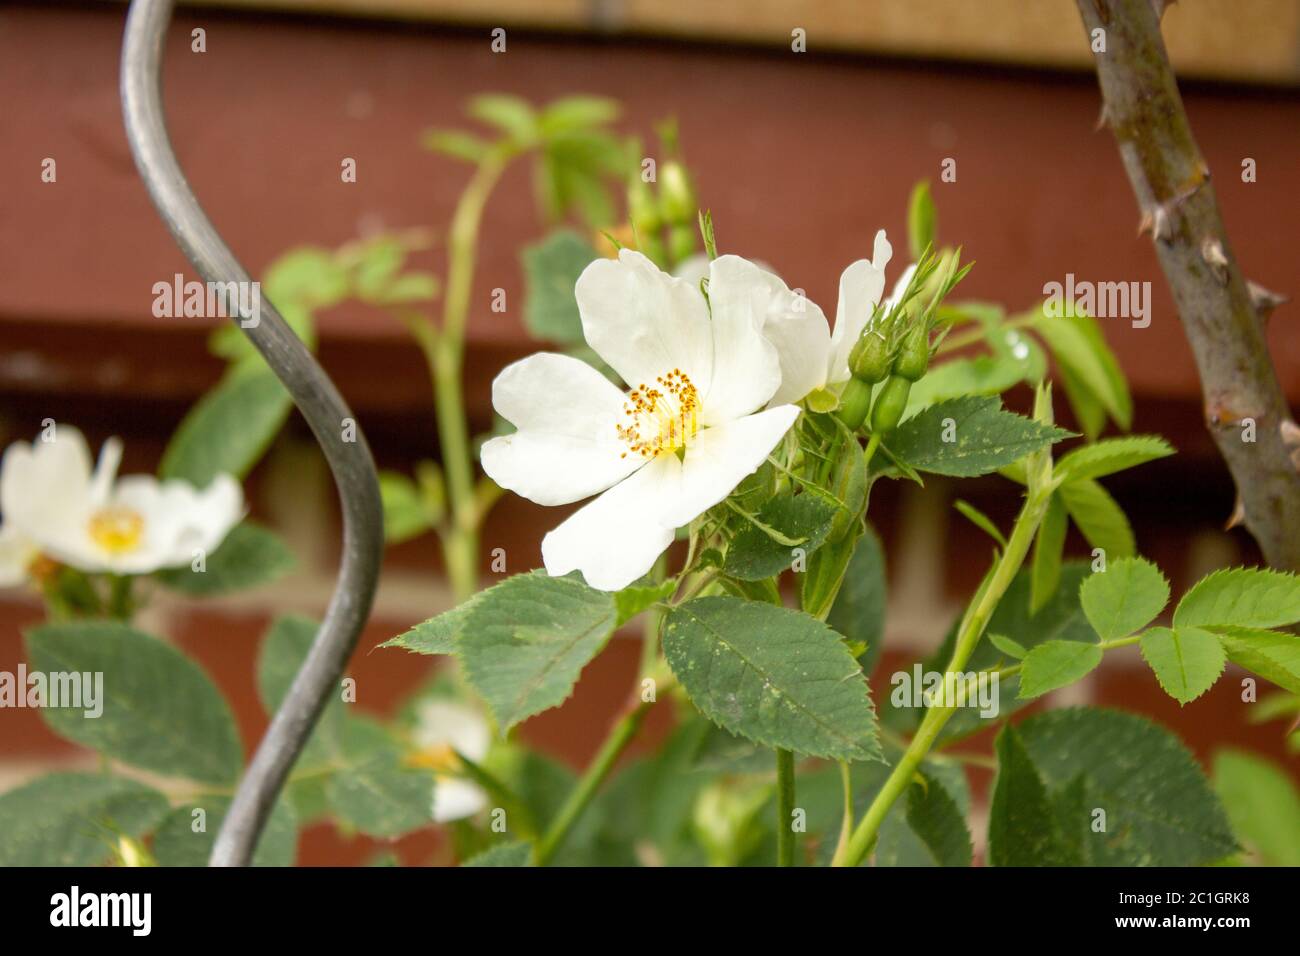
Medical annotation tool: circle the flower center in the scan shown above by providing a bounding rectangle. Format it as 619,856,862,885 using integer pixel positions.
617,369,700,459
88,506,145,555
406,742,461,774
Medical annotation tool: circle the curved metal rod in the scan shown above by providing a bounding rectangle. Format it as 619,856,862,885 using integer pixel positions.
120,0,384,865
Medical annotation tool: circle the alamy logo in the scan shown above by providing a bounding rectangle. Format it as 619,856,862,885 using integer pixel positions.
1042,273,1151,328
890,664,1000,719
151,273,261,327
0,665,102,718
50,886,151,936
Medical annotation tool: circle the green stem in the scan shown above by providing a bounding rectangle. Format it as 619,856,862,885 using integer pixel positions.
862,431,882,472
832,485,1052,867
426,153,510,603
639,556,667,678
832,759,854,862
535,693,655,866
836,377,875,432
776,748,796,866
106,575,134,621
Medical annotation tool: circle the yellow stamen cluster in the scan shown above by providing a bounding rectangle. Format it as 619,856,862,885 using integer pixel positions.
617,369,700,459
405,742,461,774
88,506,145,555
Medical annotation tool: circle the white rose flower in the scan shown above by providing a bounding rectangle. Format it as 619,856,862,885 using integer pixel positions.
411,699,491,823
481,250,800,591
0,425,243,578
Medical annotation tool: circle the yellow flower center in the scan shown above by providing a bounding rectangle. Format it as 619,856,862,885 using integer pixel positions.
406,742,461,774
88,506,145,555
617,369,700,459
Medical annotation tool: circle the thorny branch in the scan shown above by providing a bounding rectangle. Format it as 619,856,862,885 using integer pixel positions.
1076,0,1300,570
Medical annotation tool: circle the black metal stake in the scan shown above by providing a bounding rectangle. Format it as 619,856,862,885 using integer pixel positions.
120,0,385,866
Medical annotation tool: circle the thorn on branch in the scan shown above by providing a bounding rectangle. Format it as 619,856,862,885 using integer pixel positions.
1095,103,1110,132
1225,494,1246,531
1200,236,1230,285
1248,280,1289,323
1282,420,1300,472
1137,171,1208,243
1137,206,1171,241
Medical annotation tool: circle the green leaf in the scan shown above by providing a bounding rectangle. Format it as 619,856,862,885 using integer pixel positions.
381,598,478,657
1032,309,1132,431
422,128,492,163
905,355,1024,415
1030,493,1068,612
0,773,169,867
906,180,936,262
887,396,1070,478
257,615,345,766
460,572,617,731
1205,626,1300,695
662,596,880,761
521,230,599,343
827,525,887,672
462,841,534,867
350,236,406,300
542,132,624,225
263,246,350,308
468,93,537,144
539,95,619,137
614,579,674,627
1056,435,1174,483
1058,478,1135,558
257,615,321,711
725,491,837,581
379,470,437,545
328,753,433,839
26,621,242,784
1174,567,1300,630
1018,640,1104,699
988,723,1079,866
155,521,295,596
373,271,439,304
1010,708,1236,865
160,366,291,485
1056,360,1107,440
988,632,1027,659
153,795,297,866
327,719,434,839
1079,556,1170,641
986,320,1048,384
903,771,973,866
1140,626,1227,704
1214,749,1300,866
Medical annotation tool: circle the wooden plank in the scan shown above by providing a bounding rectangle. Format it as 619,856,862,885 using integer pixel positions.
168,0,1300,83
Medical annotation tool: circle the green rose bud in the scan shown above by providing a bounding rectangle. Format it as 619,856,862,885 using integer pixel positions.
870,375,912,434
848,330,891,384
658,161,696,225
628,176,661,234
893,324,930,381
